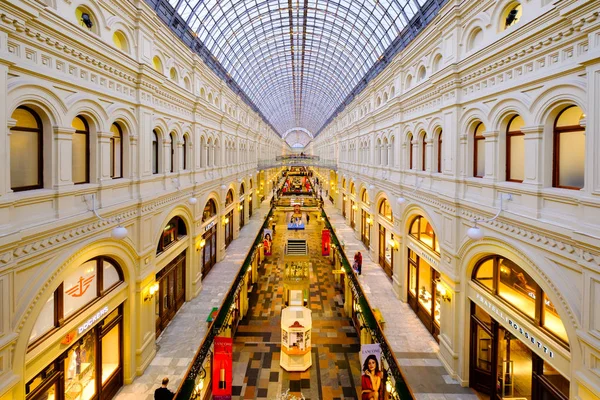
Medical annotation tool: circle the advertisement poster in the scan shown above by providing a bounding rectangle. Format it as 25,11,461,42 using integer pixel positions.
213,336,233,399
321,229,330,256
263,229,273,256
360,344,384,400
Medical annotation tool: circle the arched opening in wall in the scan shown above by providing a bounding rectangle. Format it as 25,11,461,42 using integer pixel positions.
182,134,189,170
405,74,413,89
406,215,441,340
377,198,394,278
152,56,163,74
152,130,159,174
224,189,234,248
436,129,443,173
26,256,125,400
469,255,570,399
184,76,191,91
169,132,176,173
467,27,483,52
200,88,206,98
473,122,486,178
10,106,43,191
239,183,246,229
206,138,212,167
420,132,427,171
169,67,178,82
360,188,371,248
500,2,522,31
75,6,98,34
383,137,389,166
110,123,123,179
506,115,525,182
112,31,129,53
418,66,426,81
376,97,381,107
201,199,218,277
376,138,382,165
432,54,443,73
383,92,389,102
72,116,90,184
155,216,188,338
407,133,414,169
390,86,395,97
553,105,585,190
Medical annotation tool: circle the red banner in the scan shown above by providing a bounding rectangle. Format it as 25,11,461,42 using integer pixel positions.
322,229,331,256
213,336,233,399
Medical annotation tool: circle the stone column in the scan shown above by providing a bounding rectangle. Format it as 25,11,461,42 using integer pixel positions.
53,126,75,188
458,133,468,178
426,138,434,172
482,130,499,181
391,229,404,299
2,118,16,196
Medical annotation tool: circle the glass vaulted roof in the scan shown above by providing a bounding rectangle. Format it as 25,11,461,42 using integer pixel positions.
164,0,437,136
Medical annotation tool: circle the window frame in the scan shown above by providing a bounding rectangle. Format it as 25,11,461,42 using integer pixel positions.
10,106,44,192
152,130,159,174
421,134,427,171
506,115,524,183
72,116,90,184
156,216,187,254
437,131,442,173
408,215,439,255
473,122,485,178
110,123,123,179
552,106,584,190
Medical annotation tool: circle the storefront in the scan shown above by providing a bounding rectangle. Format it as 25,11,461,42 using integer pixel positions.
25,256,125,400
361,209,371,248
342,195,347,218
239,184,246,229
377,199,394,278
225,190,234,248
248,194,253,218
469,255,570,400
406,215,441,340
202,222,217,277
350,200,356,228
155,251,186,338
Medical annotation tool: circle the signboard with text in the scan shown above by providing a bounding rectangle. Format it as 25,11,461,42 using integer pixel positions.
213,336,233,399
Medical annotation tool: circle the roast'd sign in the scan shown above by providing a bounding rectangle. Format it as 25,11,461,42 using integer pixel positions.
475,293,555,358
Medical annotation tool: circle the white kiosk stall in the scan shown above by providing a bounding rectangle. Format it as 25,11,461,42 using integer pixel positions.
280,290,312,371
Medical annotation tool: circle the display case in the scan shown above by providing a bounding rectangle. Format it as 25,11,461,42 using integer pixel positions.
280,303,312,372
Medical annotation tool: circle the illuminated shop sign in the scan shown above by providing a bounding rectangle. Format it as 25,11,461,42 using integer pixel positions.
204,221,216,232
78,306,109,334
407,242,439,267
475,293,554,358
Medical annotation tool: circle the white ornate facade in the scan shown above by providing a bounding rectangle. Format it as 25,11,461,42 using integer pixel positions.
310,0,600,398
0,0,283,398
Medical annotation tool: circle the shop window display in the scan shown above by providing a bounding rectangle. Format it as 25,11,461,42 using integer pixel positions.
409,215,440,254
65,332,97,400
472,255,569,346
407,248,441,339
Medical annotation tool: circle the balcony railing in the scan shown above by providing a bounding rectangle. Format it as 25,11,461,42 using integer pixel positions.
258,157,337,171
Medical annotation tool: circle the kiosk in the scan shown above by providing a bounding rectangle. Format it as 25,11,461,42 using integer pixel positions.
280,291,312,372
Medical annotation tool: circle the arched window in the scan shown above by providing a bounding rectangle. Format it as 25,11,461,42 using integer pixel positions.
75,6,98,34
152,130,159,174
202,199,217,222
553,106,584,189
383,138,389,166
473,122,486,178
432,54,442,73
418,66,426,81
405,74,413,89
376,138,382,165
506,115,525,182
350,182,355,195
421,133,427,171
437,130,443,173
361,189,369,204
28,256,124,345
169,132,175,173
501,3,522,31
225,189,234,206
152,56,163,74
182,134,189,170
468,27,483,51
112,31,129,53
170,67,178,82
249,179,253,189
110,123,123,179
409,215,439,254
10,106,43,191
206,138,212,167
472,255,568,344
157,216,187,254
72,116,90,184
184,76,191,91
408,133,414,169
240,183,245,195
379,199,393,222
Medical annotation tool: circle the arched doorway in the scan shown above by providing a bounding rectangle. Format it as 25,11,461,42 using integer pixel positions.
224,189,234,248
155,216,187,338
377,198,394,278
406,214,441,340
25,256,125,400
469,255,570,400
239,183,246,229
201,199,218,277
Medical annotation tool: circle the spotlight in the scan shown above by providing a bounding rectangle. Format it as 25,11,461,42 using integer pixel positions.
81,13,93,29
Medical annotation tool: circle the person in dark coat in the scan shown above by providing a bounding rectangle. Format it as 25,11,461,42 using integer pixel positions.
354,251,363,275
155,377,174,400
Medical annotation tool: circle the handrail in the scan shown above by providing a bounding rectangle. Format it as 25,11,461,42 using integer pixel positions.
320,209,415,400
174,205,274,399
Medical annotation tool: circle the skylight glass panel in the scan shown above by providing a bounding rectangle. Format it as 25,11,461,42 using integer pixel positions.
165,0,437,136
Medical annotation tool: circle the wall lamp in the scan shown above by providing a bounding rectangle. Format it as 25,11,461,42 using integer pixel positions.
238,204,243,211
222,216,230,225
366,216,373,225
397,177,424,204
352,205,358,210
144,282,159,302
84,194,128,240
436,281,451,303
387,235,398,249
196,239,206,252
466,193,512,241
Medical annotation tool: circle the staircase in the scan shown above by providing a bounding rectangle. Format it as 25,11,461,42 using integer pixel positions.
286,239,308,256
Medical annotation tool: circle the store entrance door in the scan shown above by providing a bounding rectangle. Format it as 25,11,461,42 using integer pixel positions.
155,251,186,338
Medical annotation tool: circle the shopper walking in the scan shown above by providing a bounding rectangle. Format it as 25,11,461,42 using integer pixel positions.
155,377,174,400
355,251,363,275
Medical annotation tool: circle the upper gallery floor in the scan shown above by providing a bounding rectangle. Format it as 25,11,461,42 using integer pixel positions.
309,0,600,237
0,0,285,237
